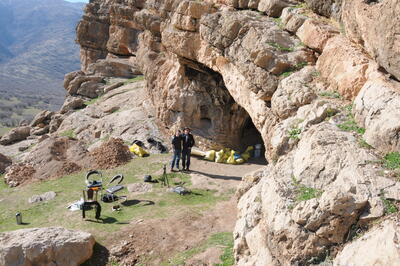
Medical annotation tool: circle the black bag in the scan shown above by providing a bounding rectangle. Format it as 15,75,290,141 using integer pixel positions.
101,193,118,203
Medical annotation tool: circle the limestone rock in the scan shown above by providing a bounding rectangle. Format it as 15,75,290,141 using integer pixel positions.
235,122,398,264
30,125,50,136
0,153,11,174
305,0,342,19
0,227,95,266
0,126,31,145
64,72,104,97
316,35,378,100
342,0,400,80
353,76,400,153
49,114,65,133
86,58,142,78
30,110,54,127
334,218,400,266
281,6,307,33
28,191,57,204
271,66,317,119
258,0,298,17
60,96,85,114
296,19,339,53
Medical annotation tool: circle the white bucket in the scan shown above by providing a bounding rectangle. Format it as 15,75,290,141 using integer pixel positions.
254,144,262,158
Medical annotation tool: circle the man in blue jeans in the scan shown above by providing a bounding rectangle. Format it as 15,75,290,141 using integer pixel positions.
181,127,195,171
171,130,182,172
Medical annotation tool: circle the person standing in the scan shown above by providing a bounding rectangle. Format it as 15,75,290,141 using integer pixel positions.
171,130,182,172
181,127,195,171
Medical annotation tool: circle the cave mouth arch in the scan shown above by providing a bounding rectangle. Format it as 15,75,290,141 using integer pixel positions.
180,58,266,159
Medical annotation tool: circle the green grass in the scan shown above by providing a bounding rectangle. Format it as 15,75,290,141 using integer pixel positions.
165,232,233,265
382,197,398,214
383,152,400,170
292,176,323,202
123,76,145,85
338,120,366,135
0,126,12,136
337,105,365,135
84,97,99,106
60,129,76,138
273,17,284,29
325,108,337,118
268,42,294,52
0,154,226,238
358,138,373,149
288,127,301,140
279,62,308,78
319,91,341,99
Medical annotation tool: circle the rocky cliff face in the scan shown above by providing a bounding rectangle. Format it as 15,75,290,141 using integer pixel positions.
59,0,400,264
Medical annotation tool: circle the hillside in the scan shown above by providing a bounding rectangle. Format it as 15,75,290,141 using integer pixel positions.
0,0,84,128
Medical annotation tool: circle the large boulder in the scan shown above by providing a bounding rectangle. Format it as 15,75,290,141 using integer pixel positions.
342,0,400,80
334,218,400,265
305,0,342,19
0,153,12,174
0,227,95,266
234,122,400,265
30,110,54,127
60,96,85,114
353,76,400,153
0,126,31,145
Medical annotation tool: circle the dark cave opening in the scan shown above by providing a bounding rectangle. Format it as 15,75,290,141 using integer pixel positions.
179,58,266,158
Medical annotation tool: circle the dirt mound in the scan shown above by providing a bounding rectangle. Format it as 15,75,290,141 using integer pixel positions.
4,163,36,187
90,138,132,169
3,136,92,187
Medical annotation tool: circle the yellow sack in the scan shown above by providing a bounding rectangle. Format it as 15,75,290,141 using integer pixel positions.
204,150,216,161
222,148,231,163
227,150,236,164
129,144,149,157
241,152,251,161
191,148,206,157
245,146,254,153
215,149,225,163
235,158,245,164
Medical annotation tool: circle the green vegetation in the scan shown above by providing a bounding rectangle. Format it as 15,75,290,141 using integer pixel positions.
319,91,341,99
292,176,323,202
84,97,99,106
60,129,76,139
279,62,309,78
382,197,398,214
383,152,400,170
358,138,373,149
337,105,366,135
166,232,234,266
273,18,284,29
124,76,145,85
311,71,320,77
293,2,307,9
0,154,228,241
288,127,301,140
325,108,337,118
268,42,294,52
0,126,12,136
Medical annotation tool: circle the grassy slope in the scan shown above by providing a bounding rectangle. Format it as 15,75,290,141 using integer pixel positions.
0,154,234,264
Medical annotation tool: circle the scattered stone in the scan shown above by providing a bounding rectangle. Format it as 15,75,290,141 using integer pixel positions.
0,126,31,145
28,191,57,204
127,183,153,194
30,110,54,127
60,96,85,114
0,227,95,266
4,163,36,187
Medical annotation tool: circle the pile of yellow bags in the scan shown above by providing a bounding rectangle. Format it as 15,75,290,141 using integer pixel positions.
129,144,149,157
204,146,253,164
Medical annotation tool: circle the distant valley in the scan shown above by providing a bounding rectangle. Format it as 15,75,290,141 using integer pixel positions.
0,0,85,131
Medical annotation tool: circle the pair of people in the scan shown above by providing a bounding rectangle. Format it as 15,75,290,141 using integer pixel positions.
171,127,195,172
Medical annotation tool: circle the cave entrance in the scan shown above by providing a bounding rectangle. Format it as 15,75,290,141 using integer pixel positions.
239,117,266,161
180,58,266,160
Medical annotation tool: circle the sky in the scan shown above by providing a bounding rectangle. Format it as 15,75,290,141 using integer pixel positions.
65,0,88,2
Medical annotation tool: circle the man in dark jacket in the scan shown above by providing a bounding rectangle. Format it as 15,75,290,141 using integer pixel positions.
171,130,182,171
181,127,195,171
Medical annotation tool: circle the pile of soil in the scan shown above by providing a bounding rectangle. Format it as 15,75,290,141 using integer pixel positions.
4,163,36,187
90,138,132,169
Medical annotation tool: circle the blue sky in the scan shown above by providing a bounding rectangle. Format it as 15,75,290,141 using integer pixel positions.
65,0,89,3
